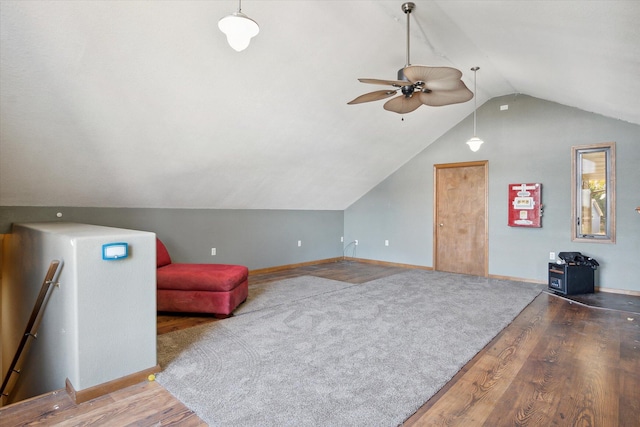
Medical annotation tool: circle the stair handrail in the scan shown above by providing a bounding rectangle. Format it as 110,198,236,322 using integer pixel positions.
1,260,62,404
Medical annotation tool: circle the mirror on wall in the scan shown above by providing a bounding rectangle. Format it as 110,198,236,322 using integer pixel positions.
571,142,616,243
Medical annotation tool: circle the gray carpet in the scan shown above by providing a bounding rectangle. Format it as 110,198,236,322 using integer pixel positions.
233,275,356,316
156,270,544,427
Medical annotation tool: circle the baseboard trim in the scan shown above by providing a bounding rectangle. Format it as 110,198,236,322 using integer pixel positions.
65,364,160,404
488,274,547,284
595,286,640,297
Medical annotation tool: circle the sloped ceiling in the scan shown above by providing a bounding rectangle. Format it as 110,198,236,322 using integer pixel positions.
1,1,638,210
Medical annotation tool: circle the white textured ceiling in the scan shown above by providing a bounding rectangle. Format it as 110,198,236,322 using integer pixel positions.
1,1,638,210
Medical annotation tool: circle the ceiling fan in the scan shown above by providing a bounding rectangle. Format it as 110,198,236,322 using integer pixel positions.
348,2,473,114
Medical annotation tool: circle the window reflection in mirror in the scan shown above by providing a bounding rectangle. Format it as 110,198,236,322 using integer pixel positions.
571,142,616,243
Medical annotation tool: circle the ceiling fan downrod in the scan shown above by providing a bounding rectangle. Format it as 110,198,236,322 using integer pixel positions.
399,2,416,95
402,2,414,68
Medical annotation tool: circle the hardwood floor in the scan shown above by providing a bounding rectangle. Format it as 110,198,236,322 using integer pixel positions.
2,261,638,426
403,292,640,426
0,381,206,427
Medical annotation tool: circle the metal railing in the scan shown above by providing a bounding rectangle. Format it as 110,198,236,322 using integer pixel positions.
1,260,62,405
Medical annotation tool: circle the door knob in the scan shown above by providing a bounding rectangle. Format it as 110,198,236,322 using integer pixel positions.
439,223,444,227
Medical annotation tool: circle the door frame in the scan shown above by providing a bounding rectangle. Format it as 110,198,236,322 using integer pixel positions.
433,160,489,277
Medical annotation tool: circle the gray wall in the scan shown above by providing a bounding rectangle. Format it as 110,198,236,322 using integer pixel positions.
1,95,638,290
0,208,344,270
345,95,640,292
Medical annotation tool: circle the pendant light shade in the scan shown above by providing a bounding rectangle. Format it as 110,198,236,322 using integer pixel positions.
466,136,484,152
218,1,259,52
466,66,484,152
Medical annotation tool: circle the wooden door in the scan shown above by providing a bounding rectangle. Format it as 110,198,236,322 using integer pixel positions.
434,161,488,276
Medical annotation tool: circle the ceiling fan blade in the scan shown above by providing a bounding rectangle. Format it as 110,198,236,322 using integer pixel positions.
403,66,463,84
359,78,409,88
423,78,471,92
347,89,398,105
418,87,474,106
383,94,423,114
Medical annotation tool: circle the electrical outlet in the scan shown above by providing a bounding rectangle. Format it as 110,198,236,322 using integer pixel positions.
340,236,344,242
549,251,555,261
355,240,358,246
298,240,302,247
211,248,216,256
384,240,389,246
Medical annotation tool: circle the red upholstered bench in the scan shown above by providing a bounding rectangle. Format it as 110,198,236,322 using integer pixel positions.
156,238,248,317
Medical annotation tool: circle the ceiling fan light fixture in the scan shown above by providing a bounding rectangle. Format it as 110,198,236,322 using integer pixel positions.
218,1,259,52
466,66,484,151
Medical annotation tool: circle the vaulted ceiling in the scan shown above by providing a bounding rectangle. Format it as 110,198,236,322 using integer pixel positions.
1,1,638,210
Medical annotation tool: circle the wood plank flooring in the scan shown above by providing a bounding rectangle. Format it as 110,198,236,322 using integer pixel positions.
403,291,640,426
2,261,638,426
0,381,205,427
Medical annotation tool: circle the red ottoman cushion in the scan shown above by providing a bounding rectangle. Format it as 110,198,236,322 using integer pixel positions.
157,263,249,292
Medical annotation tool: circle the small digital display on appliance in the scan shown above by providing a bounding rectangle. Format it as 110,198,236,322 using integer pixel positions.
102,242,129,260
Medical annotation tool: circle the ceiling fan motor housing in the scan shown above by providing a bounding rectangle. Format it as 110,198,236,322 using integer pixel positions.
401,85,414,97
396,68,413,97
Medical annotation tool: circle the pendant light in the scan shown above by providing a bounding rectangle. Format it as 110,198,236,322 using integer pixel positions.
218,0,259,52
466,66,484,152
